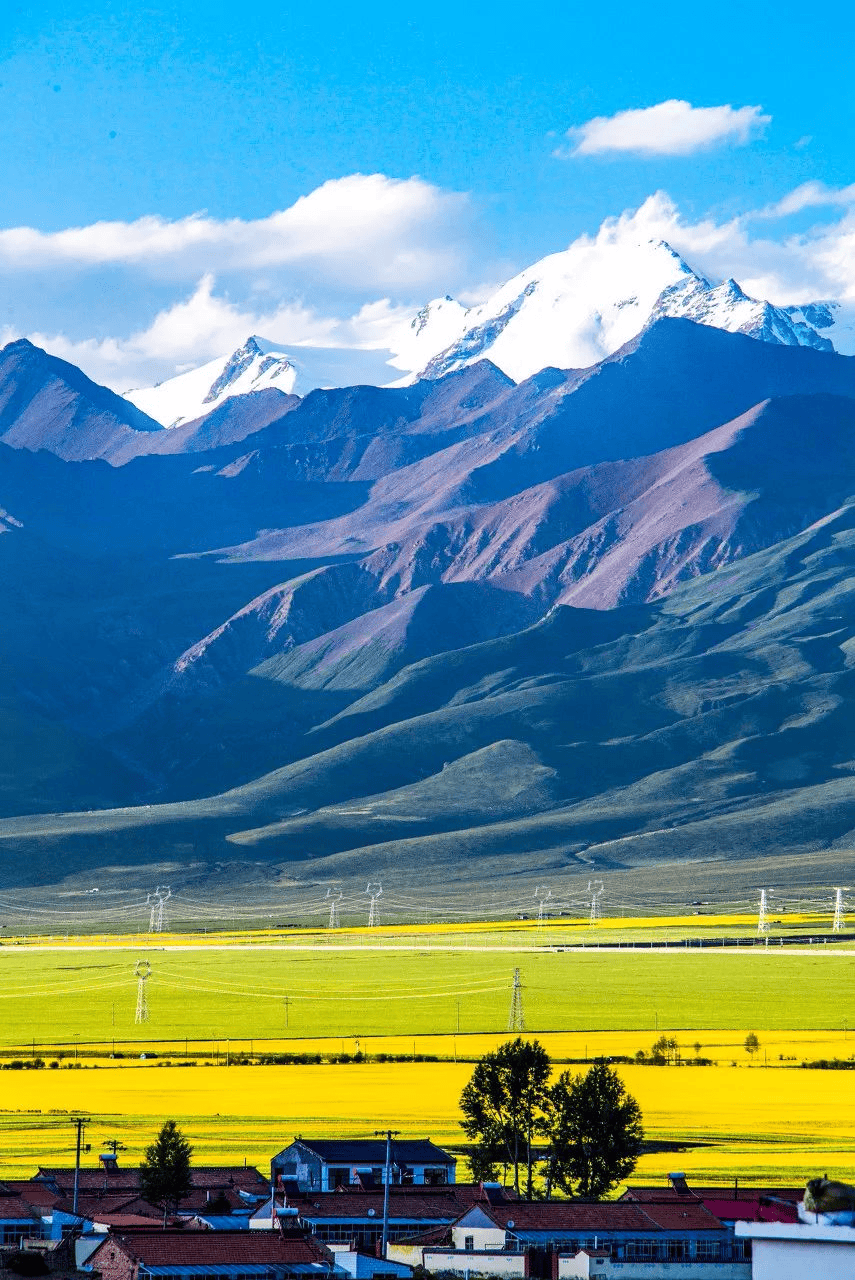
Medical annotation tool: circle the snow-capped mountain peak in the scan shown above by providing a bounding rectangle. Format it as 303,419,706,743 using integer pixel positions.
388,237,838,383
125,336,297,429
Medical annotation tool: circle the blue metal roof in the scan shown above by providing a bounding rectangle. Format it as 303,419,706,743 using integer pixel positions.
194,1216,250,1230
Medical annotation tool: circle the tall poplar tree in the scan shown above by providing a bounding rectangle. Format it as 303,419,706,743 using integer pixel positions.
459,1037,551,1198
140,1119,193,1226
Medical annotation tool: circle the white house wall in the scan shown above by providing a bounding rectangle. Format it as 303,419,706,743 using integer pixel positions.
422,1249,527,1277
451,1224,507,1251
558,1258,749,1280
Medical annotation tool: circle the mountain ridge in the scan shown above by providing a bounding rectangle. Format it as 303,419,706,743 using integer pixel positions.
3,321,855,897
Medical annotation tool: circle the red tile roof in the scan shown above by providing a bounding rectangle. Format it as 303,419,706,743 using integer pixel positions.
54,1194,154,1217
474,1201,728,1234
299,1190,477,1219
92,1230,324,1266
0,1196,39,1222
623,1185,802,1203
3,1180,63,1209
36,1165,267,1192
636,1203,725,1232
489,1203,658,1232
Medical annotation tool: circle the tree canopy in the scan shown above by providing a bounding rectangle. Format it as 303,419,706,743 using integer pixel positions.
459,1037,551,1197
460,1042,643,1200
543,1062,644,1199
139,1119,193,1224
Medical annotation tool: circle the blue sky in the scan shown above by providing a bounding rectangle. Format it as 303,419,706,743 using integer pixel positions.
1,0,853,387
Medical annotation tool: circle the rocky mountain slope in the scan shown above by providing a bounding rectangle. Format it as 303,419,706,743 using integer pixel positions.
2,321,855,896
0,339,162,461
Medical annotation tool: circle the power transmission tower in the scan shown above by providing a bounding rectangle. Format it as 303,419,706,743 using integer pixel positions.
534,885,552,926
508,968,525,1032
757,889,770,934
147,886,171,933
587,880,604,926
833,887,847,933
134,960,152,1024
366,882,382,927
326,888,342,929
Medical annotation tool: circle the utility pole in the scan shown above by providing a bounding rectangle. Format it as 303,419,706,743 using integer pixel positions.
374,1129,400,1257
72,1117,89,1215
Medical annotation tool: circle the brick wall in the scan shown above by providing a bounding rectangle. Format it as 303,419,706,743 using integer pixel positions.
88,1238,136,1280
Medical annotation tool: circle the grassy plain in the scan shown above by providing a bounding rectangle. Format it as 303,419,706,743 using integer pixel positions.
0,920,852,1187
0,931,852,1048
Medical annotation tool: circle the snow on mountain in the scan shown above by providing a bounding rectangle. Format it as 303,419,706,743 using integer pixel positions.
124,337,298,428
390,239,838,383
124,337,402,429
784,300,855,356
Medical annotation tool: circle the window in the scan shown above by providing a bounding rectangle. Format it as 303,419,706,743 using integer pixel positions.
329,1167,350,1188
464,1236,475,1252
696,1240,720,1261
667,1239,688,1261
424,1168,448,1186
0,1226,30,1246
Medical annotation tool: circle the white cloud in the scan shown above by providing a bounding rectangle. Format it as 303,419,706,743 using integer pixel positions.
752,180,855,219
562,100,771,157
0,173,471,294
8,176,855,392
587,189,855,308
10,275,418,391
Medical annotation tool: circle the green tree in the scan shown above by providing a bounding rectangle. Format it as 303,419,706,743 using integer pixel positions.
140,1120,193,1225
744,1032,760,1062
542,1062,643,1200
459,1037,551,1198
651,1035,679,1065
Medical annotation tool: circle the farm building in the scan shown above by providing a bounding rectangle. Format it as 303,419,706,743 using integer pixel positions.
387,1199,752,1277
736,1218,855,1279
0,1184,43,1247
271,1139,455,1192
252,1184,504,1245
85,1226,338,1280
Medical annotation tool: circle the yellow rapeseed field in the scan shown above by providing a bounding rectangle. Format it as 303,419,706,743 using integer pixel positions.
0,1059,852,1187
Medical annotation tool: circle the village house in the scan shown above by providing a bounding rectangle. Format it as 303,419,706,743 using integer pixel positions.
85,1227,337,1280
0,1182,43,1247
736,1213,855,1277
387,1199,752,1278
271,1140,455,1193
252,1184,503,1246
